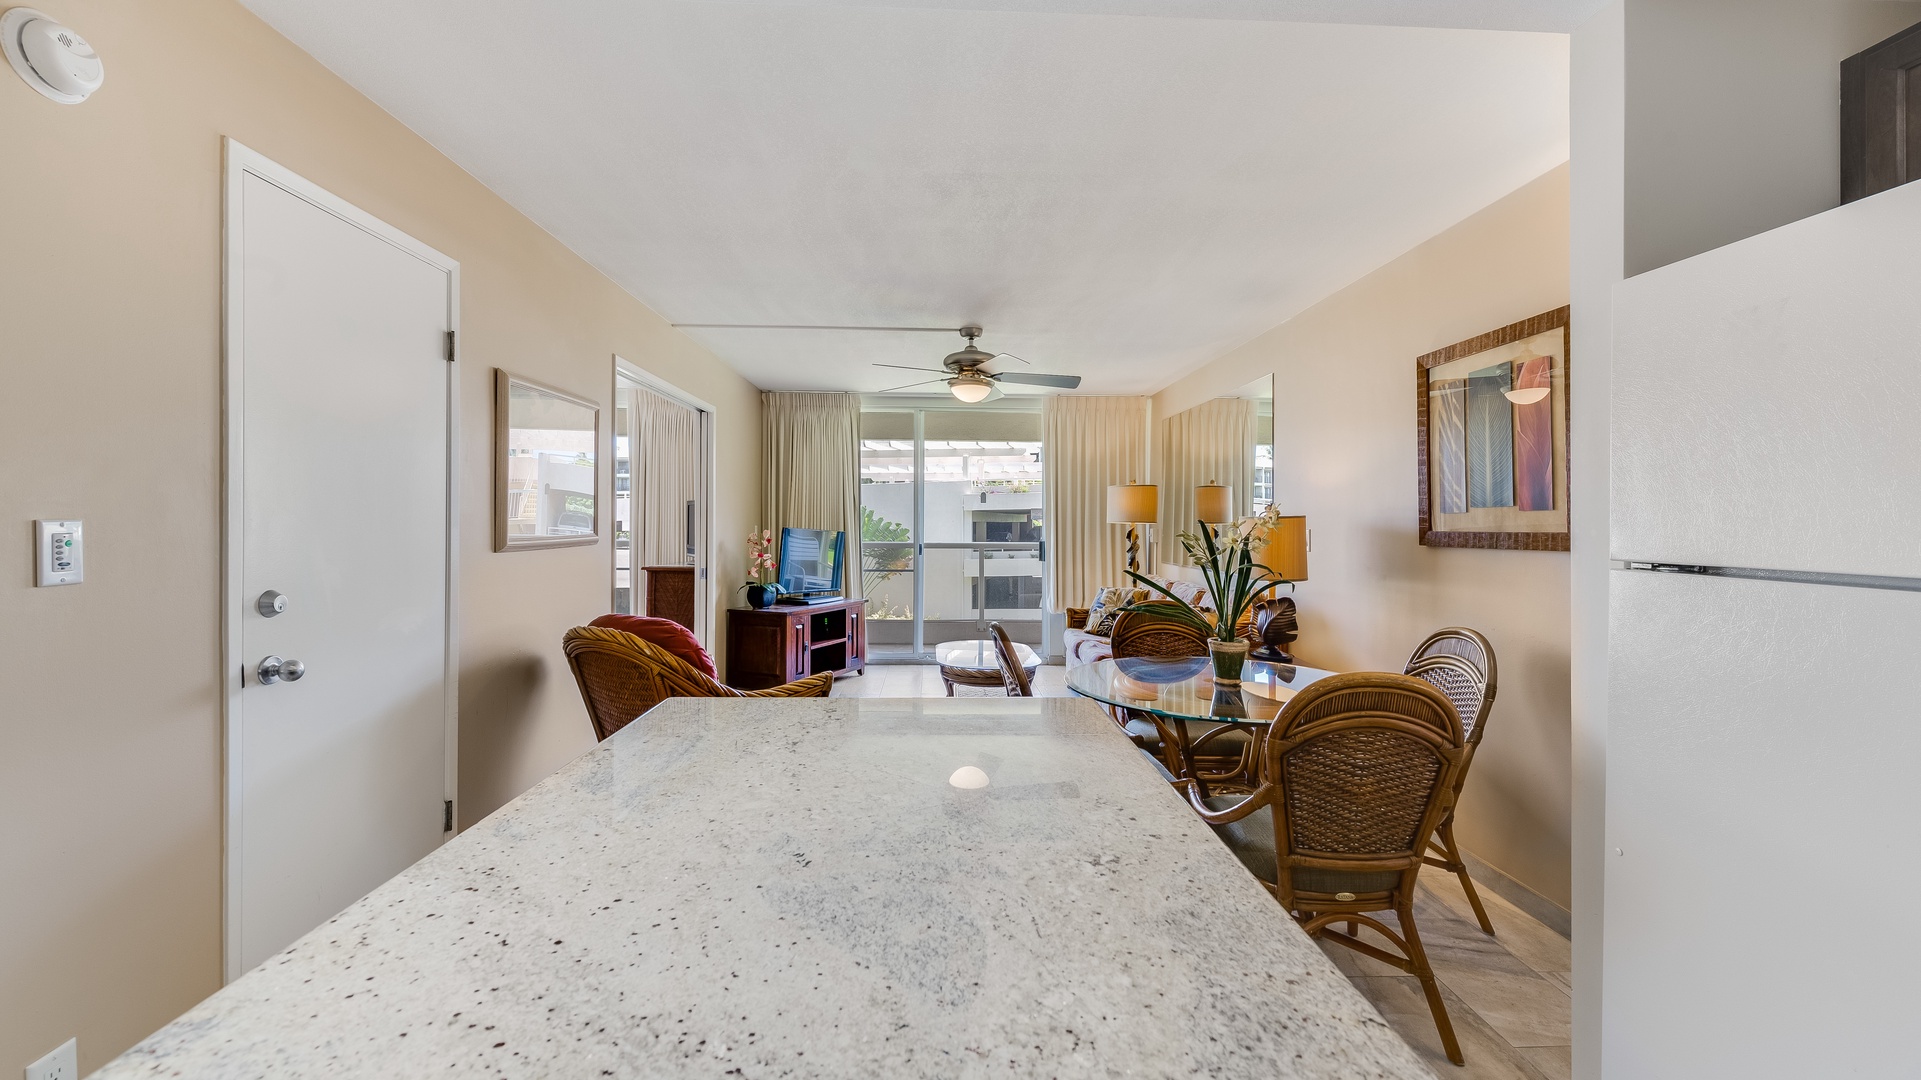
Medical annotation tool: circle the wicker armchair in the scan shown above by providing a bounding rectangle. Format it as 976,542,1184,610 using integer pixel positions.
562,625,834,742
988,621,1033,697
1185,672,1469,1065
1405,628,1499,935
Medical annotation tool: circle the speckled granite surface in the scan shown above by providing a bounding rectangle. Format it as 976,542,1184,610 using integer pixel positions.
94,697,1433,1079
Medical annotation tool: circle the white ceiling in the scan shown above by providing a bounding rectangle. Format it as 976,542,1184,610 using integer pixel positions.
241,0,1569,396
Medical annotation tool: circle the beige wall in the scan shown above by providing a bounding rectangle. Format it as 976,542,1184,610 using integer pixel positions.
1152,165,1572,908
0,0,760,1071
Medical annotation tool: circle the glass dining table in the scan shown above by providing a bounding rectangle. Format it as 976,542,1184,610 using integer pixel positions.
1067,655,1337,796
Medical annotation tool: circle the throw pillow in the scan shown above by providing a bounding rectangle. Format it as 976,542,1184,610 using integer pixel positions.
589,614,718,678
1084,586,1146,637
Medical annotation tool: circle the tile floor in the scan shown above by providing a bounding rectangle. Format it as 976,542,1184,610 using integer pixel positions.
829,661,1573,1079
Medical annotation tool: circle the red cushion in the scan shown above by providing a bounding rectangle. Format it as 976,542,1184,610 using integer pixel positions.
588,614,717,678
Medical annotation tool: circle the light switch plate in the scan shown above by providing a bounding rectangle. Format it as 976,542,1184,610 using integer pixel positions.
35,519,83,586
24,1037,77,1080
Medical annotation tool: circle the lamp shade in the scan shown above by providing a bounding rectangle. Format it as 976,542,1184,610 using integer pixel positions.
1194,484,1234,524
1256,515,1308,581
1106,484,1159,524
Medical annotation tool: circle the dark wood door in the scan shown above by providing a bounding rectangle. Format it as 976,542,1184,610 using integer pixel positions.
1843,20,1921,202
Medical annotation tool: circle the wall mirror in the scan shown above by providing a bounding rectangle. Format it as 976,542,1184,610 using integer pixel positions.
1157,374,1274,567
495,369,600,551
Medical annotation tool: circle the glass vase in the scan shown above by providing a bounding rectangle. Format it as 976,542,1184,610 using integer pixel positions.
1208,638,1250,687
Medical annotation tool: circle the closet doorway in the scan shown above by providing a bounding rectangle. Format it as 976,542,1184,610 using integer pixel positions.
612,360,714,644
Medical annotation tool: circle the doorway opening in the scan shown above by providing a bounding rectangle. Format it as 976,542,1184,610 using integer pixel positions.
613,360,714,645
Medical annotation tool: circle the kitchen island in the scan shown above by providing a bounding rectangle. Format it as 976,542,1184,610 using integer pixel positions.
95,697,1432,1078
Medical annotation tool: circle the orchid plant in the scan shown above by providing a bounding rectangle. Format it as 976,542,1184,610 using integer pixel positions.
746,529,776,586
1123,517,1285,644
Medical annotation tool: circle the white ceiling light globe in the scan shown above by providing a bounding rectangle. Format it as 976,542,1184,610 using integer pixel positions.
1503,386,1551,406
949,378,994,403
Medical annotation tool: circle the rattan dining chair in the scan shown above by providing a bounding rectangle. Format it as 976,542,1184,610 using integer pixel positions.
562,625,834,741
987,621,1033,697
1109,610,1209,660
1105,612,1258,785
1405,628,1499,935
1185,671,1469,1065
1407,627,1496,692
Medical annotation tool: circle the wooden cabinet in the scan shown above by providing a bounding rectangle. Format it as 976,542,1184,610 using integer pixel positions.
725,598,866,689
642,565,697,630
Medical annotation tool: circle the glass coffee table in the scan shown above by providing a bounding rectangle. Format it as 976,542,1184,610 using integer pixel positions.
1067,656,1336,795
935,638,1042,695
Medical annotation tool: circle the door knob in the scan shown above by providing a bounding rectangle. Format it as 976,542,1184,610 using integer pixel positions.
257,656,305,684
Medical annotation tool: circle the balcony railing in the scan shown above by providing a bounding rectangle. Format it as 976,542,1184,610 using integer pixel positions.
861,540,1043,655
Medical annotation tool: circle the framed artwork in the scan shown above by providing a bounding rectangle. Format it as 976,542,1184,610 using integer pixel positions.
1417,307,1570,550
495,369,600,552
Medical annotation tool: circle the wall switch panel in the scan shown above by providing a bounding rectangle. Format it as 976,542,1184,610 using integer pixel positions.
35,519,83,586
24,1037,77,1080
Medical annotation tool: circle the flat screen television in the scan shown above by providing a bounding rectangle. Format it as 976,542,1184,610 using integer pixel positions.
776,527,845,600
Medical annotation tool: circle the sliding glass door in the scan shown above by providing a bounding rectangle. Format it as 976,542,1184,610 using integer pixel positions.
860,405,1044,660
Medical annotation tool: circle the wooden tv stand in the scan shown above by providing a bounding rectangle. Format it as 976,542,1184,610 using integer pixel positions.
725,598,866,690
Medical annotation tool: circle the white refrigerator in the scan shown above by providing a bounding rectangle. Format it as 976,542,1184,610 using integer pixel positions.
1607,179,1921,1076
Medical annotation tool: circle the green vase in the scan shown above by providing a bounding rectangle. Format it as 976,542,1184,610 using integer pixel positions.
1209,638,1250,687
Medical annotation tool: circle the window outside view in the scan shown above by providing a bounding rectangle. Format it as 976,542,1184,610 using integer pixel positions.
860,409,1044,658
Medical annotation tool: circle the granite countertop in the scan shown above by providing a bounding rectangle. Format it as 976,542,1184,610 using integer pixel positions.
95,696,1432,1078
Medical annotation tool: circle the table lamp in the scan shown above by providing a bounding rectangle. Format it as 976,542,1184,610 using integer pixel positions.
1194,483,1234,526
1106,484,1159,573
1255,515,1307,581
1252,515,1307,662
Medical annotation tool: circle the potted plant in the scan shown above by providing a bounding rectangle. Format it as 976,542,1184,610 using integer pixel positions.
1124,518,1285,686
741,529,781,608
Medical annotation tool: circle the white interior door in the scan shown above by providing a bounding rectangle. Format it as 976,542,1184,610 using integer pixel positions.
225,143,457,979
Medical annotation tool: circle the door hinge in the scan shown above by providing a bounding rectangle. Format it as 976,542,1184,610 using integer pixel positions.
443,799,455,832
445,330,457,362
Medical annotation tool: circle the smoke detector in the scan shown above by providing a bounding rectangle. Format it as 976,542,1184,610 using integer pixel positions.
3,7,103,104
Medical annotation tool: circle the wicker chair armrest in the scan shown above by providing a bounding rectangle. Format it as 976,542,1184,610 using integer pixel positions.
1065,607,1091,630
1175,779,1272,824
737,671,836,698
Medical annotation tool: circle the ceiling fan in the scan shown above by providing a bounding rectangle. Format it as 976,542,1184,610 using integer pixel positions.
668,321,1083,403
870,326,1082,403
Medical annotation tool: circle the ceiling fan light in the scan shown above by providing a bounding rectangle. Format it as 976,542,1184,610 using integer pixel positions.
950,377,994,403
1503,386,1551,406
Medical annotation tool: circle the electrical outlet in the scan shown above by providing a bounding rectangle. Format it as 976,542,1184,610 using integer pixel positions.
24,1038,76,1080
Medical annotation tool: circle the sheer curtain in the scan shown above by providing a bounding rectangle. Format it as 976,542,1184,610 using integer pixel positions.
1158,397,1257,566
634,385,701,566
1042,396,1150,612
761,391,863,598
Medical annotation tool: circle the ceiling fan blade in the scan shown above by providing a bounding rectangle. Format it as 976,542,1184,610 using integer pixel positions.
876,378,950,393
872,362,950,373
991,371,1081,389
989,352,1031,366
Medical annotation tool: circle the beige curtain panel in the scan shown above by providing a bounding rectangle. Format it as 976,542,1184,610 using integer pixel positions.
1043,395,1150,612
633,385,702,566
1158,397,1257,567
761,391,864,599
